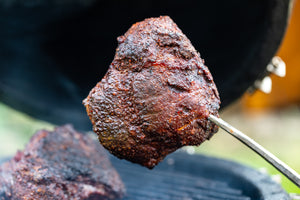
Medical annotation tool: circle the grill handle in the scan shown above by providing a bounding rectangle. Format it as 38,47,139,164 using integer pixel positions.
208,115,300,189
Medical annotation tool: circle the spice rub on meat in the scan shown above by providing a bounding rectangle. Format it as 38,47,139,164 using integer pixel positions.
84,16,220,169
0,125,125,200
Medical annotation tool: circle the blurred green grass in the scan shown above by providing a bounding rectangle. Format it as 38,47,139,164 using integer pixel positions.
0,102,54,157
0,101,299,194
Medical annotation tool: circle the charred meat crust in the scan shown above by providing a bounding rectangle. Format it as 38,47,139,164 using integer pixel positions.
0,125,125,200
84,16,220,169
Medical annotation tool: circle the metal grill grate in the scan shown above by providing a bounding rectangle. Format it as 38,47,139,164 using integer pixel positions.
111,152,290,200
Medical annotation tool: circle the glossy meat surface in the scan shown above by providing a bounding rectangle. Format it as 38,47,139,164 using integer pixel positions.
84,16,220,168
0,125,125,200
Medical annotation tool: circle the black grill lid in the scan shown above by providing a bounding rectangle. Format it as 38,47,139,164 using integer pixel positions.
0,0,292,130
111,152,290,200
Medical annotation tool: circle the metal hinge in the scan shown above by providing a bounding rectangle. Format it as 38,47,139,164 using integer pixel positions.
248,56,286,94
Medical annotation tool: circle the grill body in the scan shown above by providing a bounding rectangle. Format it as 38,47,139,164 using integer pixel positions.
111,152,290,200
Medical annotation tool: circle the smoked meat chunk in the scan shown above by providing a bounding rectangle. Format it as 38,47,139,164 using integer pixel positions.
84,16,220,168
0,125,125,200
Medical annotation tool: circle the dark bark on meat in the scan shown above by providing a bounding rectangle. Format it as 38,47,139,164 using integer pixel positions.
84,16,220,169
0,125,125,200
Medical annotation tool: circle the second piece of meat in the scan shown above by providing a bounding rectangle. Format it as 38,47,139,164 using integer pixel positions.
0,125,125,200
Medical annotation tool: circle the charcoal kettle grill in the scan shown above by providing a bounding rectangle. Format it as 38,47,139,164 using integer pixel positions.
111,152,291,200
0,0,296,199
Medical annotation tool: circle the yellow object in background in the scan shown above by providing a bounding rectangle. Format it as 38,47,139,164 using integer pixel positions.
243,0,300,109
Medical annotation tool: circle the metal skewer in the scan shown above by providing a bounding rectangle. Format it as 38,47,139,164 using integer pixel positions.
208,114,300,189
